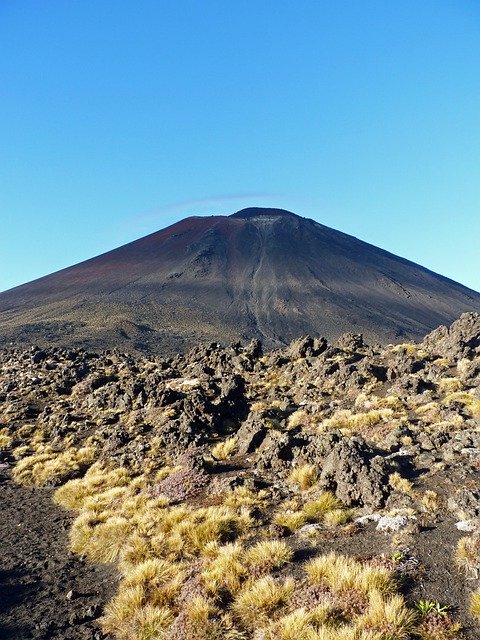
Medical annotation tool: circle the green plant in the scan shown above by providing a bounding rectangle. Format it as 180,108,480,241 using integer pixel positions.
415,600,449,616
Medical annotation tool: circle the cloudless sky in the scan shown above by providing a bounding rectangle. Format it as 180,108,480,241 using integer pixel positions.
1,0,479,293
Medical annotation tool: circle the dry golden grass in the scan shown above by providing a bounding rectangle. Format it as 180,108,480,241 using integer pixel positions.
245,539,293,573
432,357,451,369
101,585,145,638
318,408,394,435
0,429,12,449
101,586,174,640
391,343,419,356
273,509,307,532
202,542,247,596
13,445,96,486
354,590,417,639
183,506,253,555
389,472,414,495
121,558,185,607
442,391,474,406
212,436,238,460
223,485,266,508
54,464,131,510
287,409,309,430
231,576,295,630
288,463,318,490
455,535,480,578
70,513,133,563
261,605,332,640
421,490,440,513
303,492,342,519
306,552,396,596
323,508,352,527
438,377,462,393
470,590,480,618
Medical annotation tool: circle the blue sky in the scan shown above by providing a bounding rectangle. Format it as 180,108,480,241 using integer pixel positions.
1,0,479,293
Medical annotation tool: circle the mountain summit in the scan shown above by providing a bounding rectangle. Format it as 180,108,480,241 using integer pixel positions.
1,208,479,353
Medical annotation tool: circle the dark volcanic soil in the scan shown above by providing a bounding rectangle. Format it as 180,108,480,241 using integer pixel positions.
0,467,117,640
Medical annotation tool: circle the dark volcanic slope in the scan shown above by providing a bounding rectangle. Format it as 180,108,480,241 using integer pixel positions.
1,207,479,353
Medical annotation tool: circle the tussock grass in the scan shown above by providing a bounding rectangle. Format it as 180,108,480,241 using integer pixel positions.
202,542,247,595
288,463,318,490
262,606,332,640
303,492,343,519
54,464,131,509
102,590,174,640
13,445,96,485
245,539,293,573
223,485,266,508
421,490,440,513
323,508,352,527
121,558,185,607
287,410,309,430
442,391,474,406
318,408,394,434
231,576,295,630
470,590,480,618
0,426,12,449
355,589,417,639
70,513,133,563
389,472,414,495
455,535,480,578
306,552,396,596
391,343,419,356
274,492,352,532
212,436,238,460
273,509,308,532
201,539,292,598
438,377,462,394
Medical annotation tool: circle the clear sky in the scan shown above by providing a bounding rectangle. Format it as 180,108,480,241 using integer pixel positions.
1,0,479,293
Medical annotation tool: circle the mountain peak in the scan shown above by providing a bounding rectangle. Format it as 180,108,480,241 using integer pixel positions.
1,207,479,355
229,207,299,219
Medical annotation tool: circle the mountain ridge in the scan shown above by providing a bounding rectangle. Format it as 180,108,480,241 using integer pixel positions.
0,207,479,354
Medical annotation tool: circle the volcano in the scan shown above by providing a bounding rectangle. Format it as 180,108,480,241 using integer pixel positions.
1,207,479,353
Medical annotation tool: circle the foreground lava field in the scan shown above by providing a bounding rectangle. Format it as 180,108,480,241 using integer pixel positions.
1,313,480,639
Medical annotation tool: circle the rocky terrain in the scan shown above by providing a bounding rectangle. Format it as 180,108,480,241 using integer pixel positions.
1,208,479,354
1,312,480,639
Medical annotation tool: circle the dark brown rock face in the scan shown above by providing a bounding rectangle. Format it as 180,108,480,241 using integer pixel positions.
1,208,479,354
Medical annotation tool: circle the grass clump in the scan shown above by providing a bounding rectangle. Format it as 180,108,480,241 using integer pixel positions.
306,552,396,596
223,485,267,508
101,588,174,640
303,492,352,527
455,535,480,578
54,463,131,509
202,542,247,596
438,377,462,394
245,539,293,574
389,472,414,495
212,436,238,460
302,492,343,519
0,428,12,449
288,463,318,490
231,576,295,630
201,539,292,598
13,445,96,486
470,590,480,618
355,589,417,639
421,490,440,513
273,508,307,532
